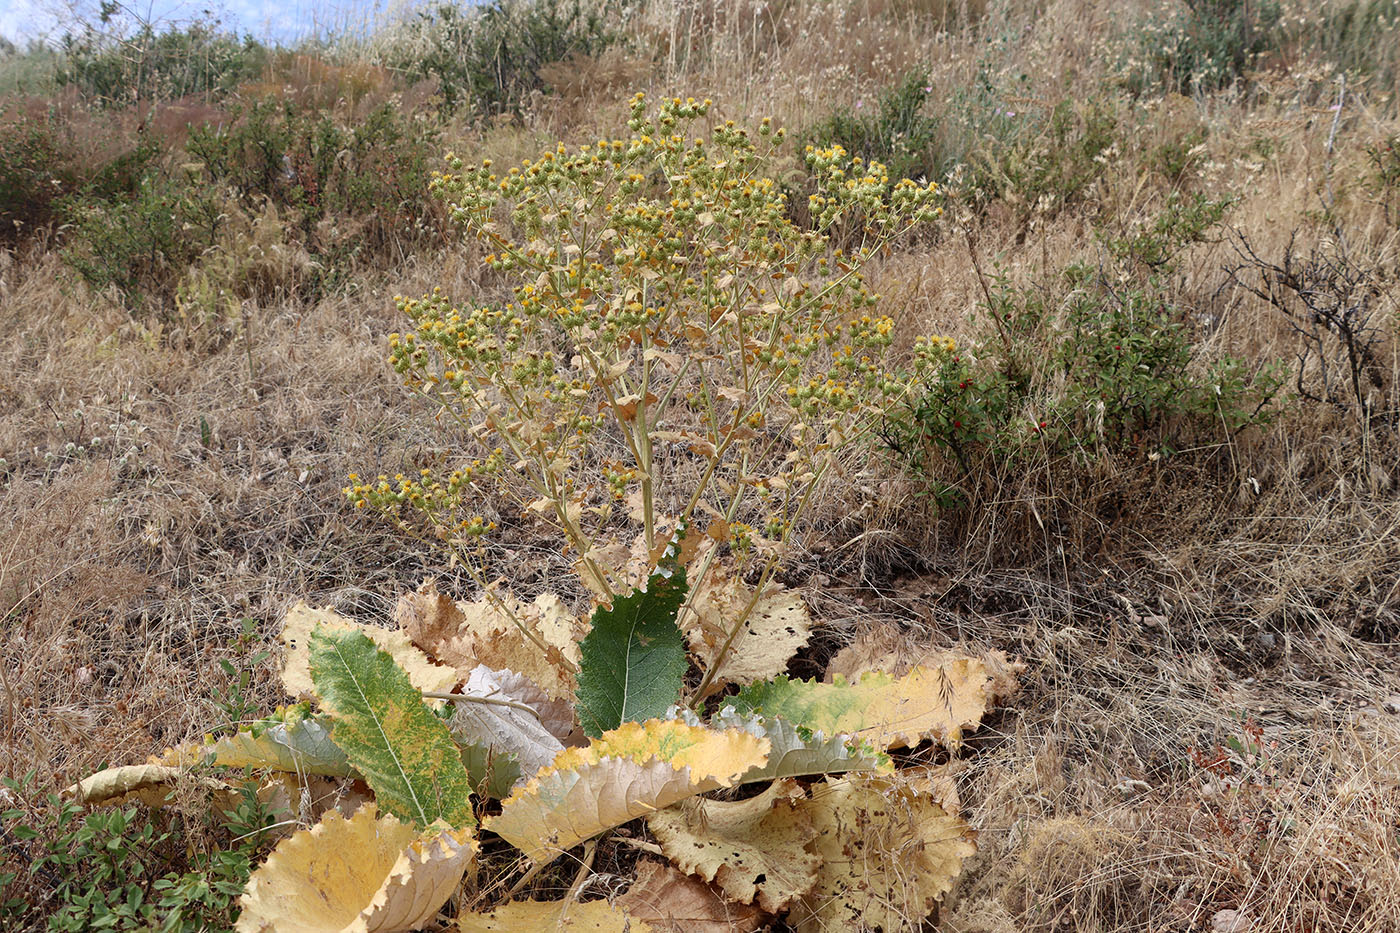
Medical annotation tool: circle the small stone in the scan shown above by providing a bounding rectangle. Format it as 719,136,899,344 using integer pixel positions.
1212,908,1251,932
1256,630,1276,649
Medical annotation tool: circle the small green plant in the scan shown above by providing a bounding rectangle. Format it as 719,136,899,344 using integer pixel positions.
1,771,273,932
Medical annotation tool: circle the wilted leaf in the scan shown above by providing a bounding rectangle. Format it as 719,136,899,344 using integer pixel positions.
723,660,992,750
282,603,458,700
66,764,219,808
647,779,818,913
456,899,651,931
236,803,476,933
449,665,566,787
790,773,975,933
576,568,689,738
616,860,765,933
826,624,1023,703
485,720,769,863
686,564,811,691
397,583,581,702
309,628,475,829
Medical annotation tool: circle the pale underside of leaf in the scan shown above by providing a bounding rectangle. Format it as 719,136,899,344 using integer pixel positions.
647,779,819,913
281,603,458,700
790,772,976,933
449,665,565,787
703,706,889,784
725,660,993,750
485,720,769,864
456,899,652,932
203,716,354,778
236,803,476,933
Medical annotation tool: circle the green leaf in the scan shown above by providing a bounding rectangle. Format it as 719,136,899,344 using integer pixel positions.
576,564,689,738
309,628,475,829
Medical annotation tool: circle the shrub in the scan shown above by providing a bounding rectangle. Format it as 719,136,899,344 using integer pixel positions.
61,169,222,310
58,20,269,106
799,69,942,184
1124,0,1284,95
382,0,621,115
0,104,81,243
883,202,1283,507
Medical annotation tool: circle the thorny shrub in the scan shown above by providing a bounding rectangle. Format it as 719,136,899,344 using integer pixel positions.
349,94,941,690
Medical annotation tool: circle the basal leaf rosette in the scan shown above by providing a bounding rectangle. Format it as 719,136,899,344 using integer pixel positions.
237,803,476,933
484,719,769,863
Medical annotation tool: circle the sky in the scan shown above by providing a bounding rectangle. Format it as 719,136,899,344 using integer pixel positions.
0,0,408,45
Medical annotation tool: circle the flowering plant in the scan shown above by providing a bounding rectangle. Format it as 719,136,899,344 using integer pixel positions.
349,94,941,693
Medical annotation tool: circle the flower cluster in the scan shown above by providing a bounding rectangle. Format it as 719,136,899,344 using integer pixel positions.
353,95,945,598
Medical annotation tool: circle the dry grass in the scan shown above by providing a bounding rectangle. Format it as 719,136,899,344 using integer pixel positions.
4,0,1400,928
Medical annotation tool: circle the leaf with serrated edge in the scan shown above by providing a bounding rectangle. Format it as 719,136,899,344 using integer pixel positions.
576,567,689,737
723,660,991,750
310,628,475,829
647,779,819,913
282,603,458,700
236,803,476,933
484,719,769,864
449,665,565,787
686,562,811,690
702,706,889,784
457,899,651,932
397,582,581,702
791,772,975,933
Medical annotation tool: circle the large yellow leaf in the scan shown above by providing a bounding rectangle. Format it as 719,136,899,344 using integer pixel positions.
646,778,819,912
236,803,476,933
280,603,458,700
395,582,581,701
686,562,812,691
790,772,975,933
66,764,222,808
826,623,1023,703
484,720,769,864
725,660,992,750
456,899,651,931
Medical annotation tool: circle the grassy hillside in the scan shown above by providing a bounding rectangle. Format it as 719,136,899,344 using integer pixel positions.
2,0,1398,929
